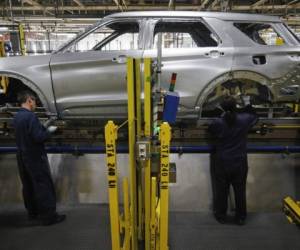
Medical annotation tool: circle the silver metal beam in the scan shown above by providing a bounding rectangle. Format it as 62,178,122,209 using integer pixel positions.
73,0,85,7
112,0,124,11
22,0,43,8
251,0,269,8
211,0,219,9
200,0,210,10
220,0,230,11
22,0,54,15
3,4,300,11
287,0,299,6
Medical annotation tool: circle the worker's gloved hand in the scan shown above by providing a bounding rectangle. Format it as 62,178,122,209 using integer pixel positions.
244,104,256,114
43,117,57,128
242,95,251,106
47,126,58,134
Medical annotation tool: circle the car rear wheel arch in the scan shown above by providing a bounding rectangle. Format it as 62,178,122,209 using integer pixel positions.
197,70,275,117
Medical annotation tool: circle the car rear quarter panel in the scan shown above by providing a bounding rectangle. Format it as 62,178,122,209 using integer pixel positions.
228,23,300,102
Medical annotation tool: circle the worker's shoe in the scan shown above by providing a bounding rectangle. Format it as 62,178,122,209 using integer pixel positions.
28,212,38,221
42,213,66,226
215,215,226,224
235,218,246,226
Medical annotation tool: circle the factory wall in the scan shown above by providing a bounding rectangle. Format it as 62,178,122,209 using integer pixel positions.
0,153,299,212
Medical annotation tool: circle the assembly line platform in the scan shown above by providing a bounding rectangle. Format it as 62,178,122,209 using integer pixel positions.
0,204,299,250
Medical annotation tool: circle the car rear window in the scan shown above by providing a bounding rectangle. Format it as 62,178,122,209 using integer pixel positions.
234,23,286,46
153,21,219,48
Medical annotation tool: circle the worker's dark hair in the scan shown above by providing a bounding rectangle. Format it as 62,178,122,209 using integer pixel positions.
221,96,237,126
17,90,36,105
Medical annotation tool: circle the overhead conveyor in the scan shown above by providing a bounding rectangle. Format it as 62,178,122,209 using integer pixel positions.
2,145,300,154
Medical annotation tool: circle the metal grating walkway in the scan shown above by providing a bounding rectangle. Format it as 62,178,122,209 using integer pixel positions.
0,205,299,250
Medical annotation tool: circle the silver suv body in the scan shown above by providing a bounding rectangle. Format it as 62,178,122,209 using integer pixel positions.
0,11,299,119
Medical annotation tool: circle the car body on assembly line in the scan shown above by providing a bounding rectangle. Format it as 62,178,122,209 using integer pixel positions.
0,11,300,121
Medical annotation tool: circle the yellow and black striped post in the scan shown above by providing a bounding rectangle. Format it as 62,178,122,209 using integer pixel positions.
159,122,171,250
105,121,121,250
283,196,300,225
127,57,138,250
144,57,152,250
18,24,26,56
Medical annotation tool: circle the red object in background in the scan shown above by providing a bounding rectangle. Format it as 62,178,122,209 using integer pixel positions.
169,73,177,92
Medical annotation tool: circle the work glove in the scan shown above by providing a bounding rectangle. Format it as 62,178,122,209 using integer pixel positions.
242,95,251,106
47,126,58,134
43,117,57,128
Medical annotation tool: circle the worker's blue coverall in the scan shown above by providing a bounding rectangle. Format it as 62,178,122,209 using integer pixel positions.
209,109,257,220
13,108,56,217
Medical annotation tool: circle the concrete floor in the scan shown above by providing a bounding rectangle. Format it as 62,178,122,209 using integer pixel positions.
0,205,299,250
0,153,299,249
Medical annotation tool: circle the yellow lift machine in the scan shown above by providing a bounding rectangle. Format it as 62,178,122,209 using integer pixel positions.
105,57,175,250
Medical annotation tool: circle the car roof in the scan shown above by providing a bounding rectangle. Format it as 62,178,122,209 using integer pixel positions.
107,11,281,23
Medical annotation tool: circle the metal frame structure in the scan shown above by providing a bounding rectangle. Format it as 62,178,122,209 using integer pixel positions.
0,1,300,36
104,57,171,250
1,1,300,17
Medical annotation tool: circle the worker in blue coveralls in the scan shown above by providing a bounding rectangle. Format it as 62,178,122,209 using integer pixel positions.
13,90,66,226
209,95,257,226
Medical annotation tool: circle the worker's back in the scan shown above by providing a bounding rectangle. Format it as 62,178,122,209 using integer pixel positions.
210,112,257,163
14,107,48,155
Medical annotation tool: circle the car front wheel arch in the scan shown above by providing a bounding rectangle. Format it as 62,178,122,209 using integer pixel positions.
0,73,49,112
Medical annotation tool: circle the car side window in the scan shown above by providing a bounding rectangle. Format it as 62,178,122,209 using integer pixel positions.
101,33,139,51
67,21,139,52
153,21,219,49
234,23,286,46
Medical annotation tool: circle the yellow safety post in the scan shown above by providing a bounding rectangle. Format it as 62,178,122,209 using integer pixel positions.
122,178,131,250
135,58,142,137
138,179,143,240
293,104,299,113
144,58,152,250
273,125,300,129
283,196,300,225
127,57,138,250
0,41,5,57
155,199,161,250
134,58,144,240
276,37,284,46
150,177,157,250
0,41,9,94
159,122,171,250
18,24,26,56
0,76,8,94
105,121,121,250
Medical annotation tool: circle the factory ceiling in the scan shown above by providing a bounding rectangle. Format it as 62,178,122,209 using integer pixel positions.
0,0,299,30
